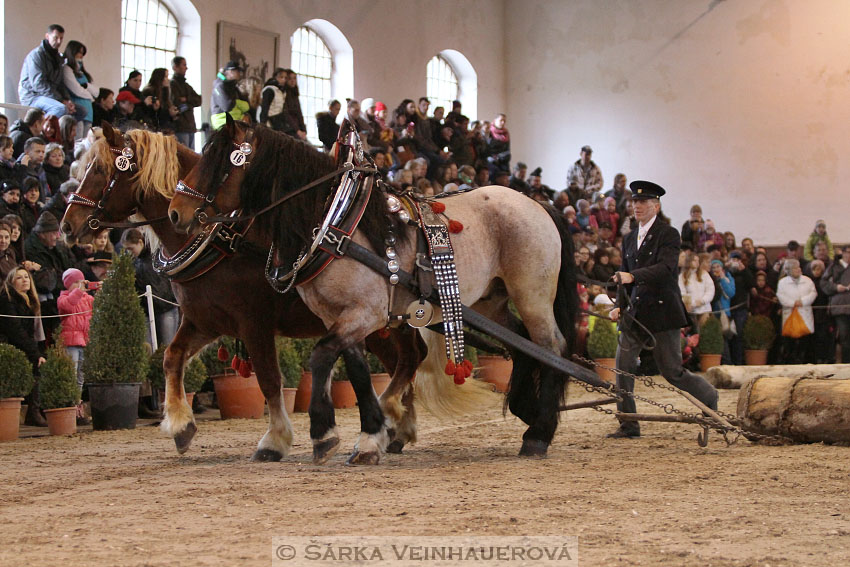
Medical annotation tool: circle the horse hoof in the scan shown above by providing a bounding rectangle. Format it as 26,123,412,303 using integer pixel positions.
518,438,549,458
251,448,283,462
346,450,381,466
174,421,197,454
386,440,405,454
312,437,340,465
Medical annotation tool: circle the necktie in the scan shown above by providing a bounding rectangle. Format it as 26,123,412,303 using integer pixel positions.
638,228,647,248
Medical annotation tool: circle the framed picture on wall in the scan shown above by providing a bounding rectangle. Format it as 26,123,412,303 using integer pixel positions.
217,21,279,101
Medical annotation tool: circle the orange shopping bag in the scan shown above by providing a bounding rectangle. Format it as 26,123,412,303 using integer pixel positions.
782,307,811,338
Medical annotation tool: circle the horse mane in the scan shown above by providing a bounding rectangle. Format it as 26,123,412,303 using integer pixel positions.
76,136,115,180
201,123,401,258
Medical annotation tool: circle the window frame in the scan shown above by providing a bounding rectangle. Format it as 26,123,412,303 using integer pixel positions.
290,26,333,146
426,55,460,118
120,0,179,86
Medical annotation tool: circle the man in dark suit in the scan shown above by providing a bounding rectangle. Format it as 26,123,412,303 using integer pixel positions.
607,180,719,438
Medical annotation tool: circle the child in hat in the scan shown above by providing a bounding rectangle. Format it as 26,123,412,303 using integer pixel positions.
58,268,95,425
803,219,834,261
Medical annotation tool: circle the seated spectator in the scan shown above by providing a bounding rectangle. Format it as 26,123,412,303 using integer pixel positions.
448,115,475,167
18,24,75,118
566,145,602,200
579,226,598,255
563,206,581,234
57,116,77,163
316,99,341,152
740,237,755,258
697,219,724,252
552,191,569,214
821,245,850,363
527,167,554,201
0,222,17,279
10,109,45,159
596,222,614,249
574,245,593,278
62,40,98,137
41,114,61,144
3,214,26,262
594,196,620,235
113,90,141,129
803,219,834,261
776,258,816,363
83,250,112,283
119,70,145,120
679,251,714,329
603,173,630,219
20,178,43,236
0,181,22,218
42,143,69,195
432,162,458,194
590,247,615,283
680,204,704,250
575,199,598,231
92,88,116,127
619,198,636,237
42,178,76,228
17,137,48,199
0,114,7,136
509,162,529,195
484,113,511,175
0,137,25,186
474,166,490,188
26,211,76,337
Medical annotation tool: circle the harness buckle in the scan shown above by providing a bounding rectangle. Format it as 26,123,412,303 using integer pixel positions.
196,210,209,224
322,229,351,257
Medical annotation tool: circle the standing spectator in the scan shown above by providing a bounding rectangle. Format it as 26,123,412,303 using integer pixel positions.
140,68,179,133
750,251,780,291
92,88,116,127
445,100,462,126
697,219,724,252
484,113,511,176
710,259,736,363
749,270,778,318
42,143,69,195
723,232,737,254
169,56,202,149
316,99,341,152
62,40,97,137
0,267,47,426
448,115,475,167
57,267,94,424
821,245,850,363
680,205,704,250
807,259,833,363
740,237,755,258
619,198,637,238
366,100,393,153
776,258,816,363
18,24,75,118
803,219,834,261
258,68,287,132
727,251,753,365
9,109,45,159
566,145,603,200
678,251,716,330
281,70,307,140
603,173,631,219
211,61,248,129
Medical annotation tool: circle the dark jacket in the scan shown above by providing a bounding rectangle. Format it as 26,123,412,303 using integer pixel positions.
0,247,17,280
9,120,37,160
315,111,339,151
19,200,41,235
42,162,69,196
821,260,850,316
617,218,689,333
0,158,25,186
133,248,176,316
280,84,306,135
92,103,116,129
41,193,68,227
139,86,176,132
169,73,202,134
24,232,75,297
17,154,49,199
18,39,70,106
211,75,240,115
0,287,42,365
729,266,753,313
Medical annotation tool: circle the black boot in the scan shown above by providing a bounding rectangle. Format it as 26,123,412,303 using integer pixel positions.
138,396,161,419
24,402,48,427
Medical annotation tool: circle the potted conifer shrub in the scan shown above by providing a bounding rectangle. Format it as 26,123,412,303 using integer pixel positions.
0,344,35,441
276,337,301,414
587,318,619,383
81,252,148,430
331,358,357,409
39,341,81,436
699,316,724,372
743,315,775,365
293,339,316,412
206,337,265,419
366,351,391,397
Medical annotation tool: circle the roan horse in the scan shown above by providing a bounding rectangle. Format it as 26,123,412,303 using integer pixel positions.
169,118,579,460
62,124,432,463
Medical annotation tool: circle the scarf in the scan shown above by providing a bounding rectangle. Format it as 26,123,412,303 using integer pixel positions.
489,124,509,143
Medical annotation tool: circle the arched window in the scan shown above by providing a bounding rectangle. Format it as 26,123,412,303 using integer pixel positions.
426,55,459,116
121,0,179,85
291,26,332,145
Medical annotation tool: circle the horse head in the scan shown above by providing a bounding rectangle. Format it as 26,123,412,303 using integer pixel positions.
169,114,251,235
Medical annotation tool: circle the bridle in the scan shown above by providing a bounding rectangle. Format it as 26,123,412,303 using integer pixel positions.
175,128,256,225
67,143,168,231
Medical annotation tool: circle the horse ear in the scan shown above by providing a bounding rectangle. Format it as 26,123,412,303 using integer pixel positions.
224,112,236,138
101,121,118,146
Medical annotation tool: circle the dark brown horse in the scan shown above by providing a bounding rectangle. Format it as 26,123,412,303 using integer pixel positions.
62,124,427,463
169,119,579,461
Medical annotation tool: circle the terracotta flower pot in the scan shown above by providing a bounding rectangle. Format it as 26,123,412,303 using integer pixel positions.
212,373,265,419
0,398,24,442
282,387,297,415
294,371,312,413
593,357,617,384
744,349,768,366
477,355,513,393
371,373,391,397
700,353,722,372
44,407,77,436
331,380,357,409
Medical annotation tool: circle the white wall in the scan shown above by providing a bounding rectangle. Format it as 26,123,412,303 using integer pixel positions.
504,0,850,244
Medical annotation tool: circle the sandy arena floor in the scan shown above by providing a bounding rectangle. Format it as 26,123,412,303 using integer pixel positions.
1,382,848,567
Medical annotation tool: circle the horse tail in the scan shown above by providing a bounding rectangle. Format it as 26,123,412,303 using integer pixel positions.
413,328,497,418
547,207,579,357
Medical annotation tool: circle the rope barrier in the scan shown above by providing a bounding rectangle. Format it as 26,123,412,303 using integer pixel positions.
0,292,180,319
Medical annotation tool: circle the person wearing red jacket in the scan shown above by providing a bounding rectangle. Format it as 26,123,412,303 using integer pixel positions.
57,268,93,425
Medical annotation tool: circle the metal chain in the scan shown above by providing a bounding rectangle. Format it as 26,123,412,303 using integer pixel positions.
569,354,794,445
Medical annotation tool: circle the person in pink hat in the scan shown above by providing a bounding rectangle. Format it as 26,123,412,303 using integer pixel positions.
58,267,95,425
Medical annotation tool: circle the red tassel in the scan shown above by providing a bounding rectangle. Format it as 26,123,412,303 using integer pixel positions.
217,346,229,362
378,328,390,339
462,360,474,374
453,368,466,385
444,360,456,376
238,360,252,378
231,355,240,371
448,220,463,233
430,201,446,214
246,361,254,374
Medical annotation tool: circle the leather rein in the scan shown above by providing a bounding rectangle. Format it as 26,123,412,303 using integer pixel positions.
67,144,169,231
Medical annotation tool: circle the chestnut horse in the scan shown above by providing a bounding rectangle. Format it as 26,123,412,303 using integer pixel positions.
169,119,579,461
62,125,427,463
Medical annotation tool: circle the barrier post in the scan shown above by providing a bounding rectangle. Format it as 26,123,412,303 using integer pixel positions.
145,285,158,351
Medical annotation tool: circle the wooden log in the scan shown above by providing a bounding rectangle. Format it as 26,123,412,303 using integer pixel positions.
705,364,850,389
737,376,850,443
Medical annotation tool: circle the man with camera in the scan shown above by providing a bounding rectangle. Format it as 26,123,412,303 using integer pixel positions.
170,56,202,149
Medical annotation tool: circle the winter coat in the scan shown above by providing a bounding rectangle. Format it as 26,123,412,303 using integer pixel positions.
697,231,724,252
776,275,817,333
258,81,287,131
678,270,715,314
91,103,116,129
41,193,68,227
316,112,339,151
821,260,850,316
750,286,777,318
9,120,37,160
711,271,736,317
804,232,834,261
0,287,42,365
139,85,176,132
280,85,306,135
57,288,93,347
42,162,69,195
729,267,754,313
19,201,41,235
18,39,70,106
24,232,75,297
0,158,25,186
169,73,202,134
566,160,603,197
0,247,17,280
210,74,249,129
